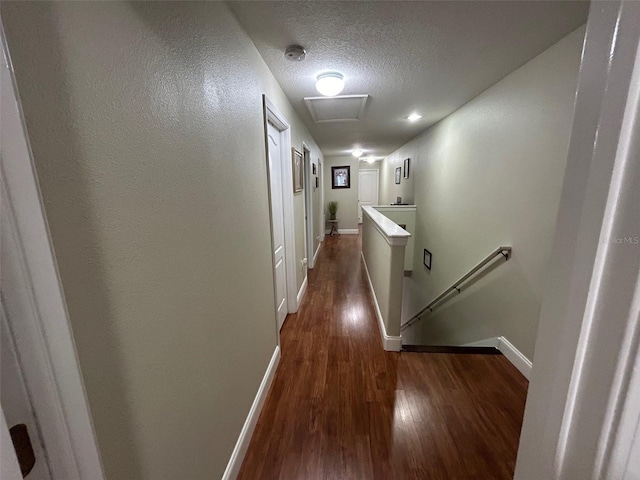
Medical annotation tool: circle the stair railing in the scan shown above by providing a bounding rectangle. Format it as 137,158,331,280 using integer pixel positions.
401,246,512,331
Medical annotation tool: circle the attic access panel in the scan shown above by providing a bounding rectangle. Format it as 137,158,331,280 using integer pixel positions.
304,95,369,123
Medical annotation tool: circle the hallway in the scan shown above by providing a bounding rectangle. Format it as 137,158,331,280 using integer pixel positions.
238,233,529,480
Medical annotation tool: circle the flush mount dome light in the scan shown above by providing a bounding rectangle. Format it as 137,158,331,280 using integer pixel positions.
366,157,375,164
407,113,423,122
316,72,345,97
352,149,363,158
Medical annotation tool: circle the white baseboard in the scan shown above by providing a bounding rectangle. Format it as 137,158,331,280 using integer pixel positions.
312,242,322,266
497,336,532,380
463,337,500,348
459,336,532,380
296,275,308,308
360,252,402,352
324,228,359,235
222,346,280,480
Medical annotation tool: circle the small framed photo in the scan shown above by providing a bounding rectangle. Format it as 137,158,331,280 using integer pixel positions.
332,166,351,189
403,158,410,178
292,148,303,192
423,249,432,270
312,163,316,175
395,167,401,184
315,176,318,189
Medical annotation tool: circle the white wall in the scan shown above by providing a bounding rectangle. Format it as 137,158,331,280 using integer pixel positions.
358,159,381,180
380,153,414,205
323,156,360,231
361,214,405,338
388,26,585,359
1,2,320,478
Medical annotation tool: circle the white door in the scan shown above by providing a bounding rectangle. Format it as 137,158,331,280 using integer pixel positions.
358,169,379,223
1,183,52,479
1,305,52,479
267,122,288,330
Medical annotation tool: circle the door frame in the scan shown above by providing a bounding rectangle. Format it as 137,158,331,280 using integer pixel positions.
1,22,105,480
358,168,379,223
515,2,640,478
263,96,298,316
318,157,324,246
1,410,22,479
302,142,315,269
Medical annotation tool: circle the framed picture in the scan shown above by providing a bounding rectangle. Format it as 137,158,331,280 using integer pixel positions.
292,148,303,192
423,249,432,270
315,176,318,189
395,167,401,184
312,163,316,175
403,158,410,178
331,166,350,189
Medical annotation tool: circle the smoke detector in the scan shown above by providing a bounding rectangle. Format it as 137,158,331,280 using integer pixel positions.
284,45,306,62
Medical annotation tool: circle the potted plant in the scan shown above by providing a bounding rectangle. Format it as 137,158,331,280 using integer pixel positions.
328,201,338,220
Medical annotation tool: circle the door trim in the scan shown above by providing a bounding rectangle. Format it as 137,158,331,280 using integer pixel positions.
302,143,314,269
263,96,298,317
1,23,105,480
515,2,640,478
1,411,22,480
318,157,324,246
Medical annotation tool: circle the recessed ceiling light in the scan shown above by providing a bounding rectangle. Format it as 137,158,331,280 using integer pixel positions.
407,113,423,122
352,149,363,158
316,72,345,97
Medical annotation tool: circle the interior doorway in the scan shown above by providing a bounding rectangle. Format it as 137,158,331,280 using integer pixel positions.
303,144,315,268
358,169,379,223
263,96,297,331
266,121,289,330
1,28,104,479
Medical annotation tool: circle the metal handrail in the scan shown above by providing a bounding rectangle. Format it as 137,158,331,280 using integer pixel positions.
401,246,512,331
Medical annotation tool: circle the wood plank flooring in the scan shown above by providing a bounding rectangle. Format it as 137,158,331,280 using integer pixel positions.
238,233,528,480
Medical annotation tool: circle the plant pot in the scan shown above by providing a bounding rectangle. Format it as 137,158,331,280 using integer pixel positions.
330,214,336,220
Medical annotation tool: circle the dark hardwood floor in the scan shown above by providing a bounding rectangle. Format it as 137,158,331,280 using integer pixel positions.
238,233,528,480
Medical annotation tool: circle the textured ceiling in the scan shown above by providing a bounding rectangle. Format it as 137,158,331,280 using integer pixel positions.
229,1,589,158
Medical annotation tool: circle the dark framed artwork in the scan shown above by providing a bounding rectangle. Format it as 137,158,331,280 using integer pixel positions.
395,167,401,184
312,163,317,175
423,249,432,270
403,158,410,178
292,148,303,192
331,166,351,189
315,176,319,189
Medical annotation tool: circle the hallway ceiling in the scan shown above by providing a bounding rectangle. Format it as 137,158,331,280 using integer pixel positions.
228,1,589,158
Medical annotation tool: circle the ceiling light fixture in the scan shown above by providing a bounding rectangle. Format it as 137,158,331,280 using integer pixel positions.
316,72,345,97
366,157,375,164
407,113,423,122
352,149,363,158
